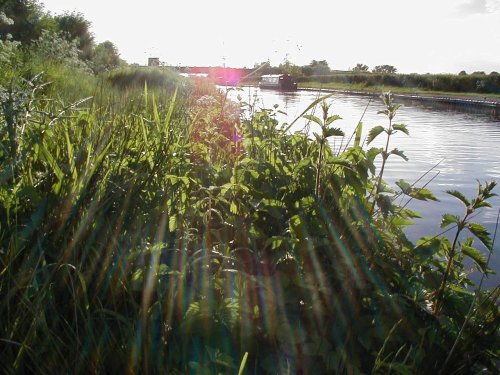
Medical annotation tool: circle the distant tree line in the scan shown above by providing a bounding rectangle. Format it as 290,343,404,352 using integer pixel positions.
252,60,400,77
246,59,499,94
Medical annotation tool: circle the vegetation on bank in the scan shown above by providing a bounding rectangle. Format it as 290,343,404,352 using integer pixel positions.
295,72,500,97
241,70,500,98
1,1,499,374
1,67,499,374
296,81,500,100
240,60,500,97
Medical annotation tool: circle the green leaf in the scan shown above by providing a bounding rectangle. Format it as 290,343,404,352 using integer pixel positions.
462,243,488,273
367,125,385,145
414,237,442,260
354,121,363,147
367,147,383,162
230,201,238,214
266,236,284,250
324,127,344,138
164,87,177,130
325,114,342,125
376,194,394,216
390,148,408,161
303,114,322,125
214,352,235,368
395,179,412,194
400,208,422,219
38,142,64,181
392,123,409,135
326,157,351,168
16,186,42,206
284,93,335,133
169,215,177,232
478,180,497,199
391,216,415,226
410,188,438,201
395,179,436,201
237,352,248,375
245,169,259,179
467,223,492,250
472,200,491,209
446,190,471,206
441,214,459,228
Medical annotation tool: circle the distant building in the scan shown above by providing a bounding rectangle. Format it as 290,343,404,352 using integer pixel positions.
148,57,160,67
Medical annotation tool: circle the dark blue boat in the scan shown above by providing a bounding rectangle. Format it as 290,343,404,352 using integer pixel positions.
259,74,298,91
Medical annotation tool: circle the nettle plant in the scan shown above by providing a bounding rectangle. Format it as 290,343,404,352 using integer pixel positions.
190,91,242,163
367,92,412,215
433,181,497,314
303,99,344,197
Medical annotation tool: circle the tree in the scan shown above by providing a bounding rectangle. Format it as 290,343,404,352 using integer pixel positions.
253,61,269,69
458,70,467,75
31,29,89,70
307,60,331,75
0,12,21,83
351,63,369,72
279,56,302,77
0,0,54,44
91,41,122,73
372,65,397,74
55,12,94,60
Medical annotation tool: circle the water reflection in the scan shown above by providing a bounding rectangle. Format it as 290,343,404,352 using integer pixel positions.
224,86,500,287
393,96,500,121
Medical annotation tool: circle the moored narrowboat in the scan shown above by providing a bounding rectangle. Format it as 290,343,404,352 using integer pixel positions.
259,74,298,91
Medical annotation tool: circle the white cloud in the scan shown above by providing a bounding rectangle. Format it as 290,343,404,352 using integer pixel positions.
456,0,500,14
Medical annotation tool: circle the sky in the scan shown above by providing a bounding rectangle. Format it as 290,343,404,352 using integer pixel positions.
39,0,500,74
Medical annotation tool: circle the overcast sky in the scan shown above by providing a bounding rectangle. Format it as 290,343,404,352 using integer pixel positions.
39,0,500,73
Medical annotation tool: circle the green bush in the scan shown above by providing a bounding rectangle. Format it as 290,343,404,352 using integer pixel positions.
107,67,186,91
297,72,500,94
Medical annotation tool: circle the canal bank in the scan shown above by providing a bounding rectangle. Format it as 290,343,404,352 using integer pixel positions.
297,87,500,118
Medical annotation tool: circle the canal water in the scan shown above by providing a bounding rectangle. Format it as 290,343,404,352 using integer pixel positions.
224,86,500,288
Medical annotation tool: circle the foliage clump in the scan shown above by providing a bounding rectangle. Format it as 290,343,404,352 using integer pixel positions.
0,67,498,374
